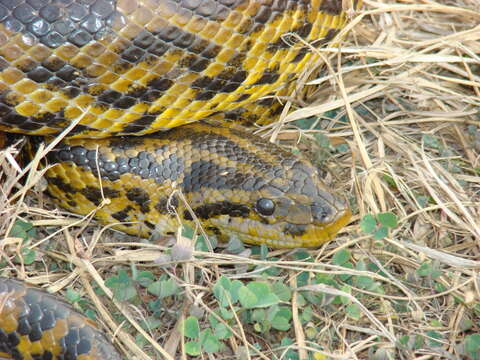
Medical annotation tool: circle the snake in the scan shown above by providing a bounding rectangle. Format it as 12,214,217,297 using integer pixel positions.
0,0,360,359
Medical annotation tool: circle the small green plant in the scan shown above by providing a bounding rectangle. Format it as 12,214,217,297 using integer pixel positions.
360,212,398,240
105,269,137,301
183,316,222,355
102,267,183,347
463,334,480,360
425,330,443,347
9,219,37,265
65,288,98,320
105,267,180,302
416,261,442,280
212,276,293,335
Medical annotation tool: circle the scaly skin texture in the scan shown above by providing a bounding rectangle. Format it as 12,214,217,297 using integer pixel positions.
0,1,362,359
0,0,360,247
0,278,120,360
43,122,351,248
0,0,358,137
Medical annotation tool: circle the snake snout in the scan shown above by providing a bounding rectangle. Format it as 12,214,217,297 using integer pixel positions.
311,192,350,226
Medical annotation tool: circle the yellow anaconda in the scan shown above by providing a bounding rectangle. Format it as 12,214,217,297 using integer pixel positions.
0,0,359,249
43,121,351,248
0,1,360,360
0,277,121,360
0,0,357,138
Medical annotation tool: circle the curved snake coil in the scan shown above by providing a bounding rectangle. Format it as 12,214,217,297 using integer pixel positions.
0,278,120,360
0,0,360,359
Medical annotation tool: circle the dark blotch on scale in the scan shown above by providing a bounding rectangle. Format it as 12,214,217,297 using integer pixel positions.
192,69,248,101
45,175,77,196
190,132,273,170
120,113,158,133
126,187,150,213
155,196,179,214
120,18,223,75
253,69,280,85
111,205,135,222
283,223,308,237
184,201,250,221
79,185,120,206
319,0,343,15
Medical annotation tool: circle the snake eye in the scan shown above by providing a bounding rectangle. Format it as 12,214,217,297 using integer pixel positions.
256,198,275,216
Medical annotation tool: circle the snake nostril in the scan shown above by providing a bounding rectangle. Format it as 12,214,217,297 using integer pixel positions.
311,202,333,224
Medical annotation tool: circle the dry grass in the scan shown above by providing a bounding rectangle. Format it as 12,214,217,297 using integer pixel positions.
1,0,479,359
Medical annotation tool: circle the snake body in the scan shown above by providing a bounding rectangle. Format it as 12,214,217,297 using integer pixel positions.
0,0,359,359
0,278,120,360
1,0,357,248
0,0,355,138
44,121,351,248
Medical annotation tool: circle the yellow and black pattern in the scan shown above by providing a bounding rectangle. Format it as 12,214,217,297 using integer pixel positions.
42,121,351,248
0,0,360,248
0,0,356,138
0,278,120,360
0,1,361,359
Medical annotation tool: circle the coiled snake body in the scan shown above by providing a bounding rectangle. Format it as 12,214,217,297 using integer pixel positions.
0,0,359,359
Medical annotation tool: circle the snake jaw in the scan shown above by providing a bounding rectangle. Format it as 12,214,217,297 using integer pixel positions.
207,203,352,249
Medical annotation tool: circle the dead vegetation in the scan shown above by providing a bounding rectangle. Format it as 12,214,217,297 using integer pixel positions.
0,0,479,359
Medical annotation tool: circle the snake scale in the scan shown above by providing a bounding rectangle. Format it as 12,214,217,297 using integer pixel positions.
0,0,360,359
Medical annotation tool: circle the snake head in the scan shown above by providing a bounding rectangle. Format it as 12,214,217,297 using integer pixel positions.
200,157,351,249
181,123,351,249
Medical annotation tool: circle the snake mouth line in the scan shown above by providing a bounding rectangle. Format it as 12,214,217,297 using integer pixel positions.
208,209,352,249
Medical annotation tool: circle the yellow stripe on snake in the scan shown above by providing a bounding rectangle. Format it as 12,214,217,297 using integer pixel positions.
44,121,350,248
0,1,359,359
1,0,358,248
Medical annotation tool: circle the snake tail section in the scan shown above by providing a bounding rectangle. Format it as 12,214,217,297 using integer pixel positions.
41,122,351,248
0,277,121,360
0,0,359,138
